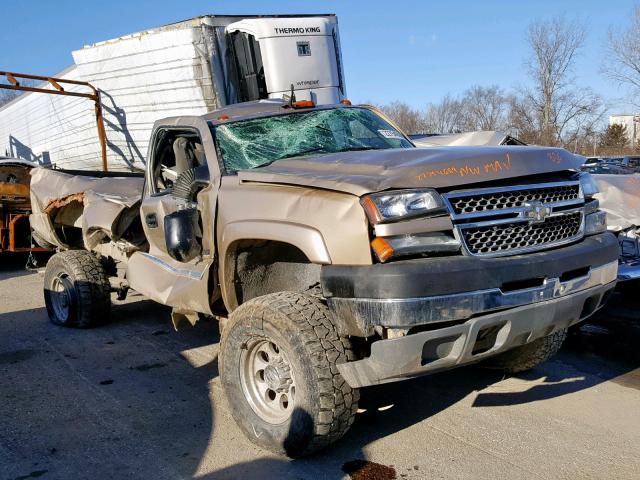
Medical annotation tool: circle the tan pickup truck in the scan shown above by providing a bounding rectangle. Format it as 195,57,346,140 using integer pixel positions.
30,99,618,456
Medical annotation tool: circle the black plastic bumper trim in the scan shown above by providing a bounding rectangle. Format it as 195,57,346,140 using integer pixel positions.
321,233,618,299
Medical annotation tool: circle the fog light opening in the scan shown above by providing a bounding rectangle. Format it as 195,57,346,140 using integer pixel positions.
472,323,505,355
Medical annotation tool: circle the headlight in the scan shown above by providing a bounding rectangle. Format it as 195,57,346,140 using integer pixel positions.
360,189,445,224
579,172,599,198
579,173,606,235
371,232,460,262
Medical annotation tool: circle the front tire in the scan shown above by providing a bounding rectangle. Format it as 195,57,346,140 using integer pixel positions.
43,250,111,328
486,328,568,373
220,292,359,457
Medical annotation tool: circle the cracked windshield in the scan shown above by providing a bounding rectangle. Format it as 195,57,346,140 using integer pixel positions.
213,107,413,173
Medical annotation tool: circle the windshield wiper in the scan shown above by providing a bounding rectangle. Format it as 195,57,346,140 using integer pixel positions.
340,146,385,152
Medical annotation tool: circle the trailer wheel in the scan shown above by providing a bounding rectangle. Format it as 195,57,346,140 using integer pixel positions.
485,328,568,373
220,292,359,457
43,250,111,328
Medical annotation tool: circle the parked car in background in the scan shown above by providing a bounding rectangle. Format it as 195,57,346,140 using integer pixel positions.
603,156,640,171
582,162,636,175
583,157,603,168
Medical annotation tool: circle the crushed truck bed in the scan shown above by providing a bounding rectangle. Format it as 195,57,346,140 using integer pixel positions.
30,168,145,250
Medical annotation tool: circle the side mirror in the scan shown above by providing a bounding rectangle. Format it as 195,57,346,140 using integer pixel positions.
164,208,201,262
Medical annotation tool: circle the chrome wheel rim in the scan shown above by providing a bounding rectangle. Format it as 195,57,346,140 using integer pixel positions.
239,338,296,424
50,274,74,320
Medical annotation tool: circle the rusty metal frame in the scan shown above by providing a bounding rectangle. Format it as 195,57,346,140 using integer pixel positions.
0,71,108,172
0,213,47,253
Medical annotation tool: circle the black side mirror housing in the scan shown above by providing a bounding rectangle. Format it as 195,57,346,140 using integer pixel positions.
164,208,201,262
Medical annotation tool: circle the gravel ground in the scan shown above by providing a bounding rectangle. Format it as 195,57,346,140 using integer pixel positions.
1,255,639,480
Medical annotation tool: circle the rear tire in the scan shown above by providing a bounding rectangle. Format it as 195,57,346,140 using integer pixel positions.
486,328,568,373
43,250,111,328
220,292,359,457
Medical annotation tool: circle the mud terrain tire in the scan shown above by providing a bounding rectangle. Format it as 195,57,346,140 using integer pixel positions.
220,292,359,457
43,250,111,328
486,328,568,373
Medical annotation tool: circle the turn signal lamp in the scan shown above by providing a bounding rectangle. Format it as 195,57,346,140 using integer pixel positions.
292,100,315,109
371,237,394,263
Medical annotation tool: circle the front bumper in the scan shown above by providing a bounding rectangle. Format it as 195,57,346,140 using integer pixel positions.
322,233,619,336
337,279,616,388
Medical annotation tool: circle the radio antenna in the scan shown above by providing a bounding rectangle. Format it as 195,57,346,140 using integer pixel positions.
289,84,296,105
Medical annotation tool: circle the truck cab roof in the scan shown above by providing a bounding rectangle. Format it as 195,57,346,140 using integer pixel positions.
202,99,346,125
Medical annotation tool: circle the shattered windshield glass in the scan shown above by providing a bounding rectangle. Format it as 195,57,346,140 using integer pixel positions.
211,107,413,173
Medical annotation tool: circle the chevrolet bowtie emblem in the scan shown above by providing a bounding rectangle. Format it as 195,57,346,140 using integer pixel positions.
523,201,551,223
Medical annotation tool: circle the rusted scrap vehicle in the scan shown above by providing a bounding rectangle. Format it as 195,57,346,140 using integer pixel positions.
30,100,618,456
0,156,49,253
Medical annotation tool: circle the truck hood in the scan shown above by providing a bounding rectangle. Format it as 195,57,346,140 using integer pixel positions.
237,146,584,196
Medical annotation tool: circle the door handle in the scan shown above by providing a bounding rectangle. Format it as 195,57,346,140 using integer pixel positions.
145,213,158,228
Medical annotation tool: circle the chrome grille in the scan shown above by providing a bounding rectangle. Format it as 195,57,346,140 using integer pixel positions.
444,181,585,257
447,184,580,216
461,212,583,255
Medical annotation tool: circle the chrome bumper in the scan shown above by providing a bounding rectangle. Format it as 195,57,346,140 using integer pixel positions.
337,279,616,388
328,260,618,328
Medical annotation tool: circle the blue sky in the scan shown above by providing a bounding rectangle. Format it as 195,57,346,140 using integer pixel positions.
1,0,637,113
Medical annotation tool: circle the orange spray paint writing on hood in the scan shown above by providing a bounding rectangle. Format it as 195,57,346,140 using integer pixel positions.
415,153,512,181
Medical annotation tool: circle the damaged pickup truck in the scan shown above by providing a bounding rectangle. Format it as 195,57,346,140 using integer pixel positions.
30,100,619,456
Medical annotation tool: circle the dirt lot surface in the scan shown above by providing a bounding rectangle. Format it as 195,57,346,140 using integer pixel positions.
1,255,639,480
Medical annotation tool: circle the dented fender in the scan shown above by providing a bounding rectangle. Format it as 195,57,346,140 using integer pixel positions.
216,175,372,311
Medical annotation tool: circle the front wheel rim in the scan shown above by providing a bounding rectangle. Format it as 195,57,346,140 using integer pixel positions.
50,274,76,321
239,338,296,424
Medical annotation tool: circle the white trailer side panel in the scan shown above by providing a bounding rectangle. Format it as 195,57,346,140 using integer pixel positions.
0,26,215,171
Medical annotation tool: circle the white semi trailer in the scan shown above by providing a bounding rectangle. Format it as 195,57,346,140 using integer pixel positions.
0,14,346,171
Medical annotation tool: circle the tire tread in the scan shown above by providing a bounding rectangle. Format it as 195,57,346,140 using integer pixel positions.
488,328,567,373
44,250,111,328
222,291,359,456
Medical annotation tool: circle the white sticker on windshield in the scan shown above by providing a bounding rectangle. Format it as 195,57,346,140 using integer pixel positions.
378,129,403,140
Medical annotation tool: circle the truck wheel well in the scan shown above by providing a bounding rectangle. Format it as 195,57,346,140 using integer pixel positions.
226,240,321,309
48,200,85,248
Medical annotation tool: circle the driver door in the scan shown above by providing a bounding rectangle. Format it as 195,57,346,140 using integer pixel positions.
126,125,216,315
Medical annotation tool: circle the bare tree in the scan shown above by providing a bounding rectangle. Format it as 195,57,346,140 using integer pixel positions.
603,5,640,107
508,95,540,144
517,17,604,146
526,17,584,143
377,101,427,134
459,85,510,131
423,94,464,134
